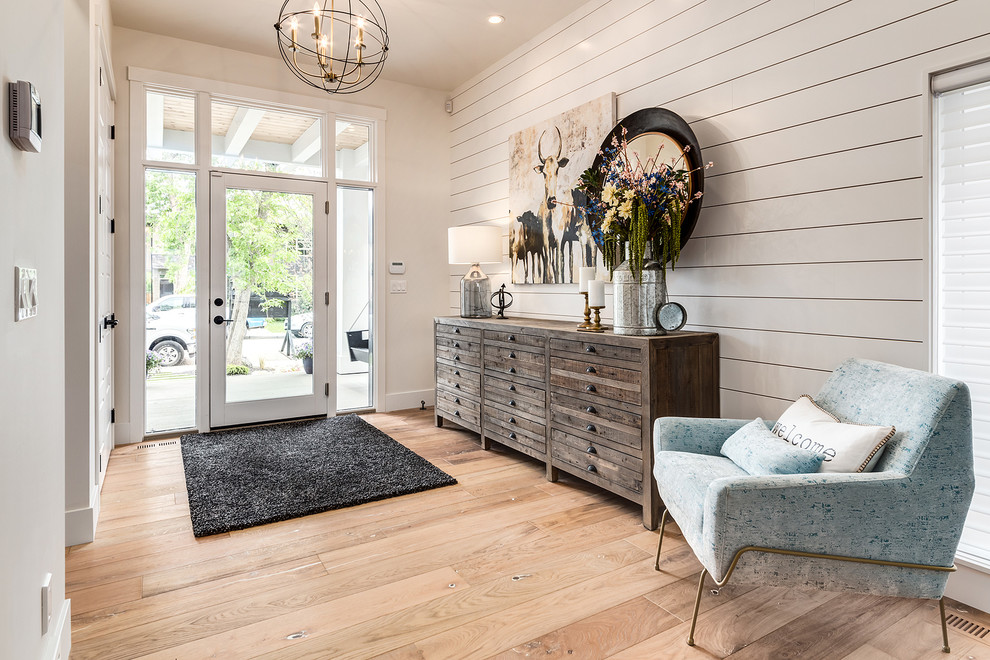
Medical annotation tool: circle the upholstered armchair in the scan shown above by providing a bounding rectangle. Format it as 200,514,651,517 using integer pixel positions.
653,358,975,652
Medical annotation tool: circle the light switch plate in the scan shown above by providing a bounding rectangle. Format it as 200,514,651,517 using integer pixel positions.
41,572,52,635
389,279,407,294
14,266,38,321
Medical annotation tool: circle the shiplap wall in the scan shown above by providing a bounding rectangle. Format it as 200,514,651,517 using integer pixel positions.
447,0,990,418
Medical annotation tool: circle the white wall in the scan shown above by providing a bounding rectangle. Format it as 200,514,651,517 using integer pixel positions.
447,0,990,608
111,27,450,439
64,0,114,546
0,0,71,658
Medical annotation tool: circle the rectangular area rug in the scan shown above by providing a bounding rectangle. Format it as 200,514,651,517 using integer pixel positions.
179,414,457,537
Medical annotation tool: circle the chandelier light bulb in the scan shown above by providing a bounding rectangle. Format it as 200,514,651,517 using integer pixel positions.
312,2,321,36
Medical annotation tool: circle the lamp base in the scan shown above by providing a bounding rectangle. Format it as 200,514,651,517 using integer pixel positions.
460,263,492,318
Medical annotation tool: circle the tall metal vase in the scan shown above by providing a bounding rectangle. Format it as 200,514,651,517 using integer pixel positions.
612,245,668,336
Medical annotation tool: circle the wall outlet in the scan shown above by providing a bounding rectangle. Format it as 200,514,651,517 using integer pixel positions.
389,280,407,294
41,573,52,635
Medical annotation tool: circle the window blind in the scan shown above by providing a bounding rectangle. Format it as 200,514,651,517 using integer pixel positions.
935,77,990,568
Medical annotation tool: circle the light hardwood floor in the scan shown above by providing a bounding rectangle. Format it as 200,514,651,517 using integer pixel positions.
67,409,990,659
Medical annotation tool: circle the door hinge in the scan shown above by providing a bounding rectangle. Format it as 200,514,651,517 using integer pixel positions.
110,408,115,423
110,218,115,234
110,124,115,140
325,383,330,397
325,291,330,305
325,200,330,215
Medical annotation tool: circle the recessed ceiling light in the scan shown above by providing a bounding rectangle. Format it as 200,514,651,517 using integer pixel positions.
487,15,505,25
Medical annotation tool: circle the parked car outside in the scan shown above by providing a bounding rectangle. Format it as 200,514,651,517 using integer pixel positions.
146,311,196,368
289,311,313,338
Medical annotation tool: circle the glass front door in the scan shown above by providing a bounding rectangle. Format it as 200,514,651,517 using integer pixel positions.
209,172,331,427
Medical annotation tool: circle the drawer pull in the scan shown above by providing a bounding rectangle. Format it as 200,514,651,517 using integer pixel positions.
508,417,516,424
454,397,461,404
586,384,597,393
586,464,598,473
508,385,516,392
585,345,596,353
586,366,596,374
509,352,516,359
454,383,461,389
454,355,461,362
508,334,516,341
586,424,597,433
585,405,597,414
454,370,460,376
509,399,517,407
508,432,517,440
454,410,461,417
453,341,460,348
586,446,597,454
454,328,461,334
508,367,516,374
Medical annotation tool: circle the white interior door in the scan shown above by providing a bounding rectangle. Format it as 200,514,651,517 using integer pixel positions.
208,172,331,427
95,52,115,487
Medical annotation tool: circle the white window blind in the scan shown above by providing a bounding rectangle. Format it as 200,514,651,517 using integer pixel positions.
935,76,990,568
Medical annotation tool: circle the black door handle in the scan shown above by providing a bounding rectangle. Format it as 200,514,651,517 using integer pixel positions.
103,314,119,330
214,297,224,306
213,315,233,325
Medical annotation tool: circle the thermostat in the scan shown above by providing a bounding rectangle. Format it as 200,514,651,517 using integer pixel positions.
8,80,42,152
388,261,405,275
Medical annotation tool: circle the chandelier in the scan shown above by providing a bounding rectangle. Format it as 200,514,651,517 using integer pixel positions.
275,0,389,95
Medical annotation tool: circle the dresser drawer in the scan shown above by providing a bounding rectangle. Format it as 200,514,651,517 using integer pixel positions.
551,427,643,473
484,329,545,349
552,434,644,495
484,351,546,382
485,387,546,424
436,323,481,340
437,344,482,369
484,414,546,457
485,403,546,438
484,374,546,408
551,338,641,364
436,363,480,398
436,334,481,356
436,387,480,412
550,391,641,451
437,398,481,431
549,356,642,406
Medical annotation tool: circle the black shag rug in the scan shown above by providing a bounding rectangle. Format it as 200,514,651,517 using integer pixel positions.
179,414,457,537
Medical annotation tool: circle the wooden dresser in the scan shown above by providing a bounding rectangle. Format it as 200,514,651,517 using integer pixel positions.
434,316,719,529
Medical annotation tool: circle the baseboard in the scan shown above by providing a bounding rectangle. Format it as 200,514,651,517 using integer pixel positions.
384,388,433,413
41,599,70,660
946,556,990,612
65,493,100,546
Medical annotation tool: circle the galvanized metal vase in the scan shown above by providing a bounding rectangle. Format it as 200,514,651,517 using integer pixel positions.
612,247,668,336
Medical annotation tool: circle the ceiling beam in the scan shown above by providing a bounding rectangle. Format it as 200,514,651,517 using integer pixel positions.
224,107,265,156
291,120,322,163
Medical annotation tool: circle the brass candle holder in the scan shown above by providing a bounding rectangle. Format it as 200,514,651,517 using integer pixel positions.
579,306,607,333
577,292,592,329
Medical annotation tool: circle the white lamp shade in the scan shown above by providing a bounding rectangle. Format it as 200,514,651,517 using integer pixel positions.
448,226,502,264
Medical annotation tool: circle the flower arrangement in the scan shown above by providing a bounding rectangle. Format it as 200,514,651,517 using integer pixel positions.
577,128,710,281
146,350,162,377
293,342,314,360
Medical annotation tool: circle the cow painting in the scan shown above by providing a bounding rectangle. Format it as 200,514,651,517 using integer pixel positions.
508,94,615,284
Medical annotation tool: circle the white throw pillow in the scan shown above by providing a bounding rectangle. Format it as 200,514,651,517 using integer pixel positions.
770,395,895,473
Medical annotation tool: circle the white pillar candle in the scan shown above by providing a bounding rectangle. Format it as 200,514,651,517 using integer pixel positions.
578,266,596,293
588,279,605,307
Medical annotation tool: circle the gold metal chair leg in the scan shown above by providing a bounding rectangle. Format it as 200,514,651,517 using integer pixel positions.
939,597,950,653
687,568,708,647
654,509,669,571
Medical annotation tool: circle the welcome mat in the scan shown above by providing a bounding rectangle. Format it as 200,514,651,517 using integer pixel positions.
179,414,457,537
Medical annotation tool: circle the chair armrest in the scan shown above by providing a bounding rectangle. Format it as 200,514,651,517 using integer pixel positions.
703,471,954,579
653,417,754,456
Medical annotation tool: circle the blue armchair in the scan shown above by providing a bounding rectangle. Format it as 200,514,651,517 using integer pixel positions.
653,358,975,652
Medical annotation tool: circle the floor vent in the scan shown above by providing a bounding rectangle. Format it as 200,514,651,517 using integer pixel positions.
136,440,179,450
946,613,989,640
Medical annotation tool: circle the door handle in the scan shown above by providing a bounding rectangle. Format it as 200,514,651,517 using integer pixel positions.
103,314,119,330
213,315,234,325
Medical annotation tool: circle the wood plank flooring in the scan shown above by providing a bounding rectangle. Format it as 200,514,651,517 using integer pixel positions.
67,409,990,659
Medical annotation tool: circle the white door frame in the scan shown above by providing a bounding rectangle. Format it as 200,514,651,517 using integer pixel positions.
208,171,333,428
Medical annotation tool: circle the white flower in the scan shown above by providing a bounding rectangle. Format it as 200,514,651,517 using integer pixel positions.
602,184,617,205
618,198,634,220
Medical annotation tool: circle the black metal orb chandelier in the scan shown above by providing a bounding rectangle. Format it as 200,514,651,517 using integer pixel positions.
275,0,389,95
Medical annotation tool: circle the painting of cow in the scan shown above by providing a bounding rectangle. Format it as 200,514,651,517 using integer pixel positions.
508,94,615,284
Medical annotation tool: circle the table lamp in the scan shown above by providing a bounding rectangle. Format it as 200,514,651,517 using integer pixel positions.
448,225,502,318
